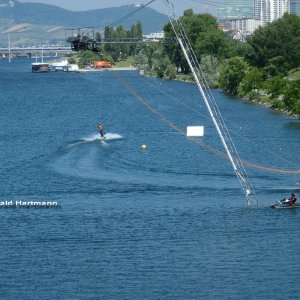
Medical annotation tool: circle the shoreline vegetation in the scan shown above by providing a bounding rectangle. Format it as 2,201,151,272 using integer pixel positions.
66,53,299,118
170,72,300,118
66,11,300,118
150,72,300,118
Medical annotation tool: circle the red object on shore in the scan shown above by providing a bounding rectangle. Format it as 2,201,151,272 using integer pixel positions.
93,61,112,69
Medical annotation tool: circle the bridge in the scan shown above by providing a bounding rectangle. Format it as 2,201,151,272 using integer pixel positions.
0,37,166,53
0,46,72,53
0,36,169,59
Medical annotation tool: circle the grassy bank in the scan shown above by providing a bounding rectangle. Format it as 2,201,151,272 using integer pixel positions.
114,57,135,68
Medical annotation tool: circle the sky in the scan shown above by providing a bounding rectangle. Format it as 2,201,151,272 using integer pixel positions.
17,0,224,16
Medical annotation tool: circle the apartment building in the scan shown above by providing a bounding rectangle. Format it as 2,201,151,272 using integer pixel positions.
254,0,290,25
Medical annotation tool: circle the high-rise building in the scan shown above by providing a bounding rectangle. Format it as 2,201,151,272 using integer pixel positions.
254,0,262,19
290,0,300,16
254,0,290,25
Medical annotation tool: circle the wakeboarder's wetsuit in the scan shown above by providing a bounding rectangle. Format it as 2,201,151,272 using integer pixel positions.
98,123,104,138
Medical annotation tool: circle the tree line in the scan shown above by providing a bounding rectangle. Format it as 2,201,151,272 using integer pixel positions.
219,13,300,116
137,10,300,117
68,21,143,68
68,10,300,116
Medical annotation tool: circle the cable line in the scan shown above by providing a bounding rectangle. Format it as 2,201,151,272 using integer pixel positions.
112,71,300,176
163,0,258,206
135,73,297,169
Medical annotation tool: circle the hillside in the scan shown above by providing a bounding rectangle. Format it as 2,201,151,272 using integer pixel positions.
0,0,168,45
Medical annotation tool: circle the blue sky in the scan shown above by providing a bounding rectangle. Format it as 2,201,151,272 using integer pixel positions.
17,0,224,15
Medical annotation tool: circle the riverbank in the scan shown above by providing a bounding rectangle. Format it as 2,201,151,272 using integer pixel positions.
85,66,137,72
241,94,300,119
144,71,299,119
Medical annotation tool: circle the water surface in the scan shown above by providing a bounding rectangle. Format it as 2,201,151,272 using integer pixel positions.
0,59,299,299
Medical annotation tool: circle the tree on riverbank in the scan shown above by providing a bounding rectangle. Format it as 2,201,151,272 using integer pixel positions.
137,9,235,82
219,13,300,117
245,14,300,74
103,21,143,61
219,57,249,95
283,80,300,115
66,21,144,68
162,9,235,75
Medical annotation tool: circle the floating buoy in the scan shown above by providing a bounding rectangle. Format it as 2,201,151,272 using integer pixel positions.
141,144,147,149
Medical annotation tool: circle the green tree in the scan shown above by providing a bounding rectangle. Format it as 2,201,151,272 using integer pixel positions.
77,50,99,68
102,22,143,60
136,20,143,39
164,60,177,80
114,25,128,61
283,80,300,116
200,55,219,87
238,67,264,96
195,30,234,59
219,57,249,95
142,43,160,69
133,52,149,70
67,56,77,64
128,22,143,56
263,76,287,100
152,48,165,77
95,32,102,42
150,48,176,79
104,26,114,55
163,22,189,73
163,10,234,74
245,13,300,73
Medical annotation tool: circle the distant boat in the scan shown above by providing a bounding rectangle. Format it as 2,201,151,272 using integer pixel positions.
48,60,79,72
49,59,69,72
32,62,49,73
32,59,79,73
32,49,49,72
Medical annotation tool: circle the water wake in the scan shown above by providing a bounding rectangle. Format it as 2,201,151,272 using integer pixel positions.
68,133,123,147
82,133,123,142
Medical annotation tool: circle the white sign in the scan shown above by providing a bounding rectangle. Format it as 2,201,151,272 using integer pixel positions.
187,126,204,137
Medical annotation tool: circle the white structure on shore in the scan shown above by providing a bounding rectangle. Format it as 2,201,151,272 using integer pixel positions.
143,32,164,42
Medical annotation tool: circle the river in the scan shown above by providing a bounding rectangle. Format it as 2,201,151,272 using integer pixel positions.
0,58,299,299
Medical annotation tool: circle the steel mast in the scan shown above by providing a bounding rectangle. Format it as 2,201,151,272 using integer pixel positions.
163,0,257,206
